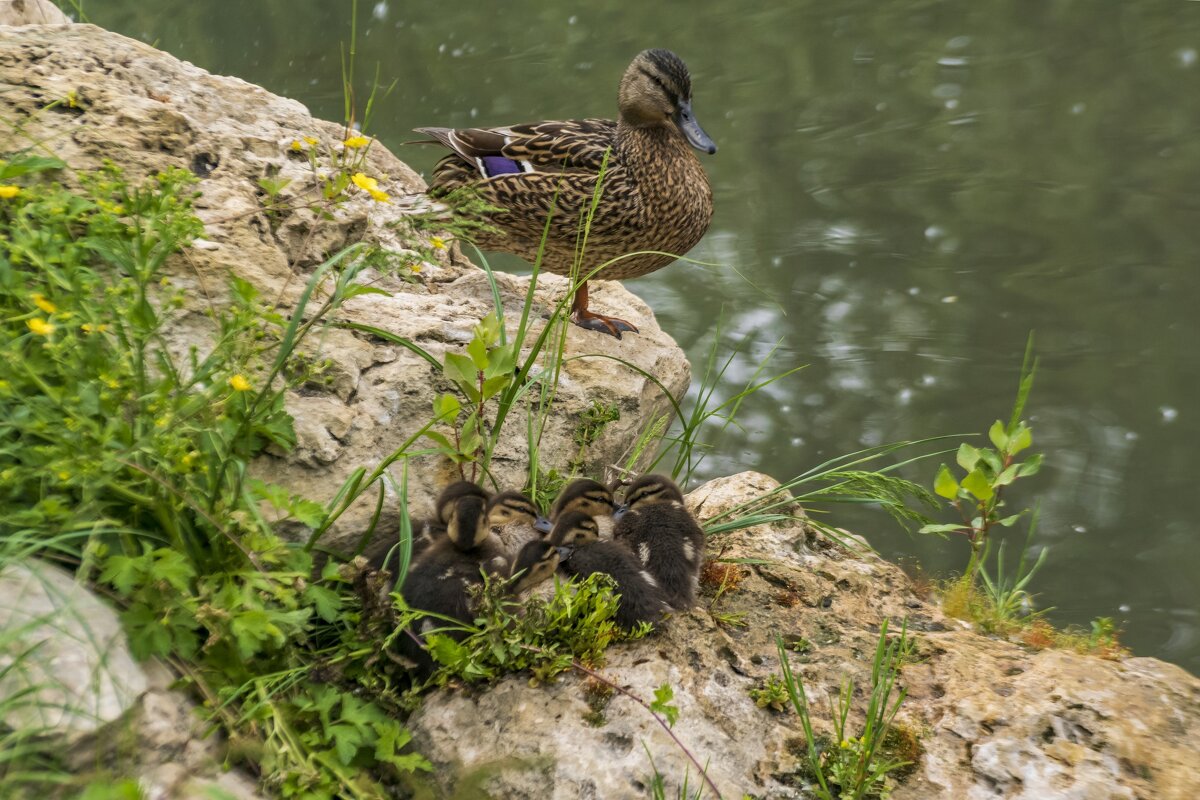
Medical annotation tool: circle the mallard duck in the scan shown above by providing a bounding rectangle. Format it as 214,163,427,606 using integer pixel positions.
550,478,618,538
416,48,716,338
486,490,552,558
549,511,669,630
613,474,704,610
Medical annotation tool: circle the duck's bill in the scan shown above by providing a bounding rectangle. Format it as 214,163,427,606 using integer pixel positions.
676,100,717,155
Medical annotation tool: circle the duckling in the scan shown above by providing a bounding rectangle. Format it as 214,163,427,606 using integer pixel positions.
397,502,558,676
612,474,704,611
486,490,552,558
411,480,491,559
549,511,669,631
550,478,617,539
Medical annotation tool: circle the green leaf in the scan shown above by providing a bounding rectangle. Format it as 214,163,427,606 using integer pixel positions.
997,512,1026,527
994,464,1021,487
422,429,456,453
988,420,1008,450
305,584,342,623
432,393,461,421
444,352,478,391
1010,424,1033,455
466,336,489,370
978,448,1003,475
99,554,142,595
918,523,968,536
961,468,994,501
1017,453,1043,477
340,284,391,300
933,464,960,499
484,343,516,379
329,723,364,765
481,374,510,402
650,682,680,727
956,443,980,472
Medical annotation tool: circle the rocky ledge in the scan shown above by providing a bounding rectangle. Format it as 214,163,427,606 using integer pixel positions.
410,472,1200,800
1,16,1197,800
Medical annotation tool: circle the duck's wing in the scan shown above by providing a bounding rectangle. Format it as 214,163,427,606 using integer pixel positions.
416,119,617,182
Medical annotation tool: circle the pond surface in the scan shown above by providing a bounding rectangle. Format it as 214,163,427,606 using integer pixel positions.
92,1,1200,674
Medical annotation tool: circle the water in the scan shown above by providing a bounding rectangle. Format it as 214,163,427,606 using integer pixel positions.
92,1,1200,674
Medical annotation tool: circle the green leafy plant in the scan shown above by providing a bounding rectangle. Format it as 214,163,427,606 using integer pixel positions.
777,620,913,800
749,675,789,712
921,338,1042,582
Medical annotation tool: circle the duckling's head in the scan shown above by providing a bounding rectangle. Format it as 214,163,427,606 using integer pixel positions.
434,480,489,524
618,48,716,155
487,490,552,534
548,510,602,550
445,494,489,549
550,479,615,522
623,474,686,511
508,540,560,593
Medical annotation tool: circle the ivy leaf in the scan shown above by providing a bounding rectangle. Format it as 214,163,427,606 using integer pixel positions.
650,682,680,727
933,464,959,500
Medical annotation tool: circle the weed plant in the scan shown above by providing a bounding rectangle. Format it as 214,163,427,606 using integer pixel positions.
777,620,913,800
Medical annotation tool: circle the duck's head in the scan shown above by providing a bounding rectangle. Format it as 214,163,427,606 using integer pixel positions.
618,48,716,155
487,490,552,534
621,474,686,515
508,540,560,593
548,511,601,561
434,480,490,524
550,479,615,524
445,494,490,549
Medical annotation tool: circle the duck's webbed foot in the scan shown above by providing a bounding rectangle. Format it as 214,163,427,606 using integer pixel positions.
569,280,640,339
570,308,640,339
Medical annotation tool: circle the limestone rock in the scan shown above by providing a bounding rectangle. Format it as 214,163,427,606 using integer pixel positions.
0,0,70,25
0,560,148,740
0,24,689,552
407,472,1200,800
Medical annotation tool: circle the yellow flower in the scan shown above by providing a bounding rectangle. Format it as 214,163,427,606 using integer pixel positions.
839,740,850,749
290,139,303,151
0,185,19,199
304,136,318,146
351,172,390,203
430,236,447,251
81,323,110,334
410,263,422,274
229,374,253,392
58,470,70,481
31,293,56,313
26,318,54,336
343,135,371,149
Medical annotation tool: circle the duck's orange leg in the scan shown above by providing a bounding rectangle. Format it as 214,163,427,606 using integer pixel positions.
569,281,640,339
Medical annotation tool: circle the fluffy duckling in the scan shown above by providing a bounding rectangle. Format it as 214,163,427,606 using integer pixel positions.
550,511,669,631
613,474,704,611
486,490,552,558
550,478,617,538
411,480,491,559
398,508,559,676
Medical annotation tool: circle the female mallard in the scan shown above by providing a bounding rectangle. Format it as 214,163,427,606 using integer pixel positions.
417,48,716,338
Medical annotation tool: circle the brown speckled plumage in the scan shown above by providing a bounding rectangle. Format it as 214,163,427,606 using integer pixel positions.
416,49,716,337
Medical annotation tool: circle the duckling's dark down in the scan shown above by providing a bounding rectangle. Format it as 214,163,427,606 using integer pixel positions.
550,478,617,538
397,502,558,677
550,511,669,631
613,474,704,610
416,49,715,339
486,490,551,558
